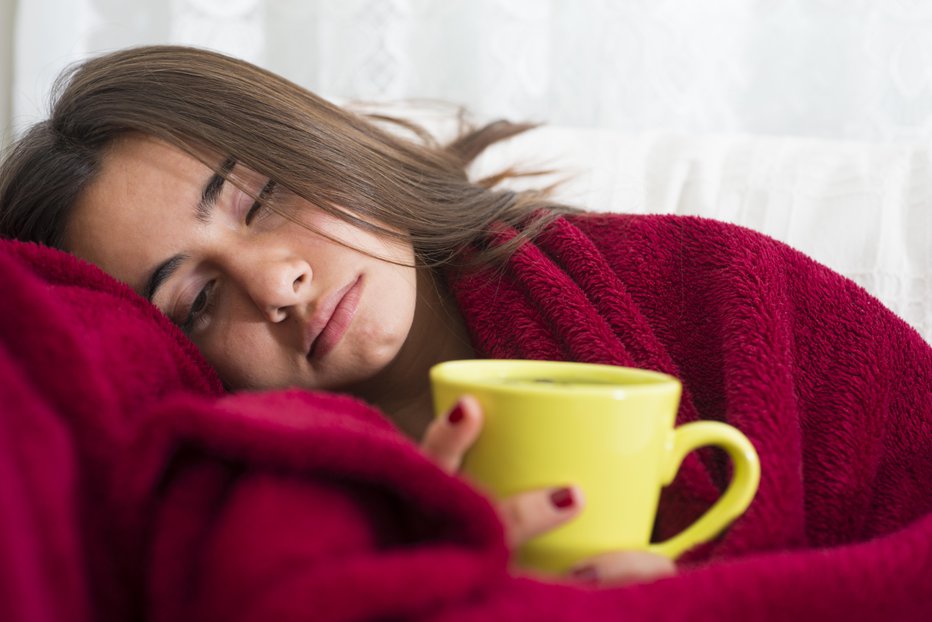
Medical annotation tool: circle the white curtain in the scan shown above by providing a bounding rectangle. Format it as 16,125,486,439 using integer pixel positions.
8,0,932,142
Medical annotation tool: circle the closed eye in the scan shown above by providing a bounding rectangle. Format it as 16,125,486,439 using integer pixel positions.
180,280,217,334
245,179,278,225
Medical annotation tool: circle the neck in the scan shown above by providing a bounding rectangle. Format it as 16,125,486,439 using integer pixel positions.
346,268,475,438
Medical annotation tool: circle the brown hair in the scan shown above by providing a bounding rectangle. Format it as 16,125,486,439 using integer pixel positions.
0,45,573,268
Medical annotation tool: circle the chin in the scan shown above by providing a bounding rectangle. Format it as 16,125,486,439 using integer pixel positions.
331,346,404,393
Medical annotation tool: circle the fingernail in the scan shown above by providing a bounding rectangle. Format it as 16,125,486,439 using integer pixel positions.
570,565,599,584
447,403,465,425
550,487,575,509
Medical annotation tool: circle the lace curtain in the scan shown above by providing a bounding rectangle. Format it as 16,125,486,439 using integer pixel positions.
8,0,932,142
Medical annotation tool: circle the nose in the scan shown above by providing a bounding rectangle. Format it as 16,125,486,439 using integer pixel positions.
231,252,313,323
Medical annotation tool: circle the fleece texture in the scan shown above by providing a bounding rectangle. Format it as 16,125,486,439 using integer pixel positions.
1,212,930,622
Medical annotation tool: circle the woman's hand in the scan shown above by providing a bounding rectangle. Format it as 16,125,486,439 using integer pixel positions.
419,395,676,587
420,395,582,547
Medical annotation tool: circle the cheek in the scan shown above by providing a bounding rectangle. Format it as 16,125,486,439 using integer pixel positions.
197,326,282,390
354,264,418,355
384,265,419,332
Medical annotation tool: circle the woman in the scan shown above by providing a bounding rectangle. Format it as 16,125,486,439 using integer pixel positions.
1,46,930,611
0,45,673,585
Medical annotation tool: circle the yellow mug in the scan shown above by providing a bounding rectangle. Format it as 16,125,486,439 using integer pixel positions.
430,359,760,574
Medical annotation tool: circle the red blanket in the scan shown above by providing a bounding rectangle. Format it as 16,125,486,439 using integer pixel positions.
1,212,930,622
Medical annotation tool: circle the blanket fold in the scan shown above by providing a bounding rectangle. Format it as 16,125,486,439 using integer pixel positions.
2,211,930,622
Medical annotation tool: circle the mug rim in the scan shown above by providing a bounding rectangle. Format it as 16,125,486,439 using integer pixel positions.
430,359,679,396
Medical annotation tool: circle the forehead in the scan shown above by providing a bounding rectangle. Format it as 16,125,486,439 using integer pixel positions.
65,135,209,292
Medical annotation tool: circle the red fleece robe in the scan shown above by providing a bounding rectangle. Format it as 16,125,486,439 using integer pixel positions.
1,213,929,622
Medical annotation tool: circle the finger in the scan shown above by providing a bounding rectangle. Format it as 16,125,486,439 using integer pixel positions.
499,486,584,549
569,550,676,587
419,395,483,473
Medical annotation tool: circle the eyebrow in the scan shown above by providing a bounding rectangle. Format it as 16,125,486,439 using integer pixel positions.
142,157,235,302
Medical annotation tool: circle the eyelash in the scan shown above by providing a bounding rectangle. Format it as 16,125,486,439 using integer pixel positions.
180,178,278,333
180,280,216,334
245,179,278,225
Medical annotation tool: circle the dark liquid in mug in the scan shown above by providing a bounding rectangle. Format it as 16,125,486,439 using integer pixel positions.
502,377,619,387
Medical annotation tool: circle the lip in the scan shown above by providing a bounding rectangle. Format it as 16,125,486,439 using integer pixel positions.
305,276,363,361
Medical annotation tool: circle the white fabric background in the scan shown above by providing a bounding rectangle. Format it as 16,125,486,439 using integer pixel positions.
10,0,932,142
2,0,930,341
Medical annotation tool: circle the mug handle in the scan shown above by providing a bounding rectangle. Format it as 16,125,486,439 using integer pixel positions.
648,421,761,559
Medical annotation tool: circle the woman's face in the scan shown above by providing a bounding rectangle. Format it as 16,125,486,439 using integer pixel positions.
66,134,419,392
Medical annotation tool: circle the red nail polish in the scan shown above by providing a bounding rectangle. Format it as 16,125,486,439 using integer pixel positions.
550,487,575,509
570,565,599,584
447,403,465,425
